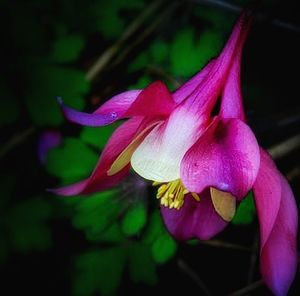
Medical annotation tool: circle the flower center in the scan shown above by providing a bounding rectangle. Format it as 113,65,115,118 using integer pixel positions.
153,179,200,210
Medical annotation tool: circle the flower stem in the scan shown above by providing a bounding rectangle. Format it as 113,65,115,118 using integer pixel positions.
227,280,264,296
268,134,300,159
177,258,211,295
0,126,36,159
85,0,164,81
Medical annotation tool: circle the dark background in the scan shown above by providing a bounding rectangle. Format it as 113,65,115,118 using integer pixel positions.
0,0,299,295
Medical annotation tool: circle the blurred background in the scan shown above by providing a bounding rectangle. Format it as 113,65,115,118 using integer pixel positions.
1,0,299,295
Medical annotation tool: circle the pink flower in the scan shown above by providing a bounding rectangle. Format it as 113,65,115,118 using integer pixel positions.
38,130,62,164
53,12,297,296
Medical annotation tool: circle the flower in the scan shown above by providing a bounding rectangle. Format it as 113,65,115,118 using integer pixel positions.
52,12,297,296
38,130,62,164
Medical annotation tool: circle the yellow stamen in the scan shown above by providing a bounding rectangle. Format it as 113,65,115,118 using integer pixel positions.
191,192,201,201
153,179,200,210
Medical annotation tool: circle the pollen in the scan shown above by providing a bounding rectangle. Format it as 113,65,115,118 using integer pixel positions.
153,179,200,210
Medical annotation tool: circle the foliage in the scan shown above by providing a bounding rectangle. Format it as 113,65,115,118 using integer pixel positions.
1,0,285,294
232,192,256,225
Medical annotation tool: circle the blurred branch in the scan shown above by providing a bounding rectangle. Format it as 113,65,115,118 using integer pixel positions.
177,258,211,295
189,0,300,33
247,232,259,285
85,0,164,81
0,126,36,159
267,134,300,159
199,239,251,252
227,280,264,296
110,1,180,68
286,167,300,182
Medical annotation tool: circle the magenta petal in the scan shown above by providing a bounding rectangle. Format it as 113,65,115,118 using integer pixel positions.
220,50,246,121
172,59,215,104
220,12,250,121
58,90,142,126
181,118,260,199
161,190,228,240
125,81,175,117
48,179,88,196
51,117,146,196
253,151,298,296
253,150,282,247
182,12,252,115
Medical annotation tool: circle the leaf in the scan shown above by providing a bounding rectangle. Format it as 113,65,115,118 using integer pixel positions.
150,40,168,64
80,122,121,150
194,29,224,68
129,75,152,89
170,28,223,77
73,247,127,296
121,202,147,236
142,210,164,244
52,35,85,63
170,28,197,77
46,137,98,183
72,190,124,236
25,62,89,126
86,222,125,243
142,210,177,263
232,192,256,225
0,82,20,126
92,1,125,39
151,232,177,264
91,0,145,39
128,242,158,285
193,6,234,31
7,198,52,252
129,52,150,72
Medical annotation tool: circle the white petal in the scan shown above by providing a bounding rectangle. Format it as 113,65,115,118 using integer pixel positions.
131,107,202,182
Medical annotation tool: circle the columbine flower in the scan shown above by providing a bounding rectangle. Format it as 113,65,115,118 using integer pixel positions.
52,12,297,296
38,130,62,164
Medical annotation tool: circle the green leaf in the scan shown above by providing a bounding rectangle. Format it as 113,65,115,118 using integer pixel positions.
232,192,256,225
92,1,125,39
46,137,98,183
7,198,52,252
52,35,85,63
150,40,168,64
143,211,177,263
72,190,124,235
193,6,234,31
73,247,127,296
25,63,89,126
170,28,223,77
151,232,177,264
91,0,145,39
129,40,168,72
128,242,158,285
142,210,164,244
80,122,121,150
129,52,150,72
86,222,125,243
0,82,20,126
195,29,224,68
170,28,197,76
121,202,147,236
129,75,152,89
